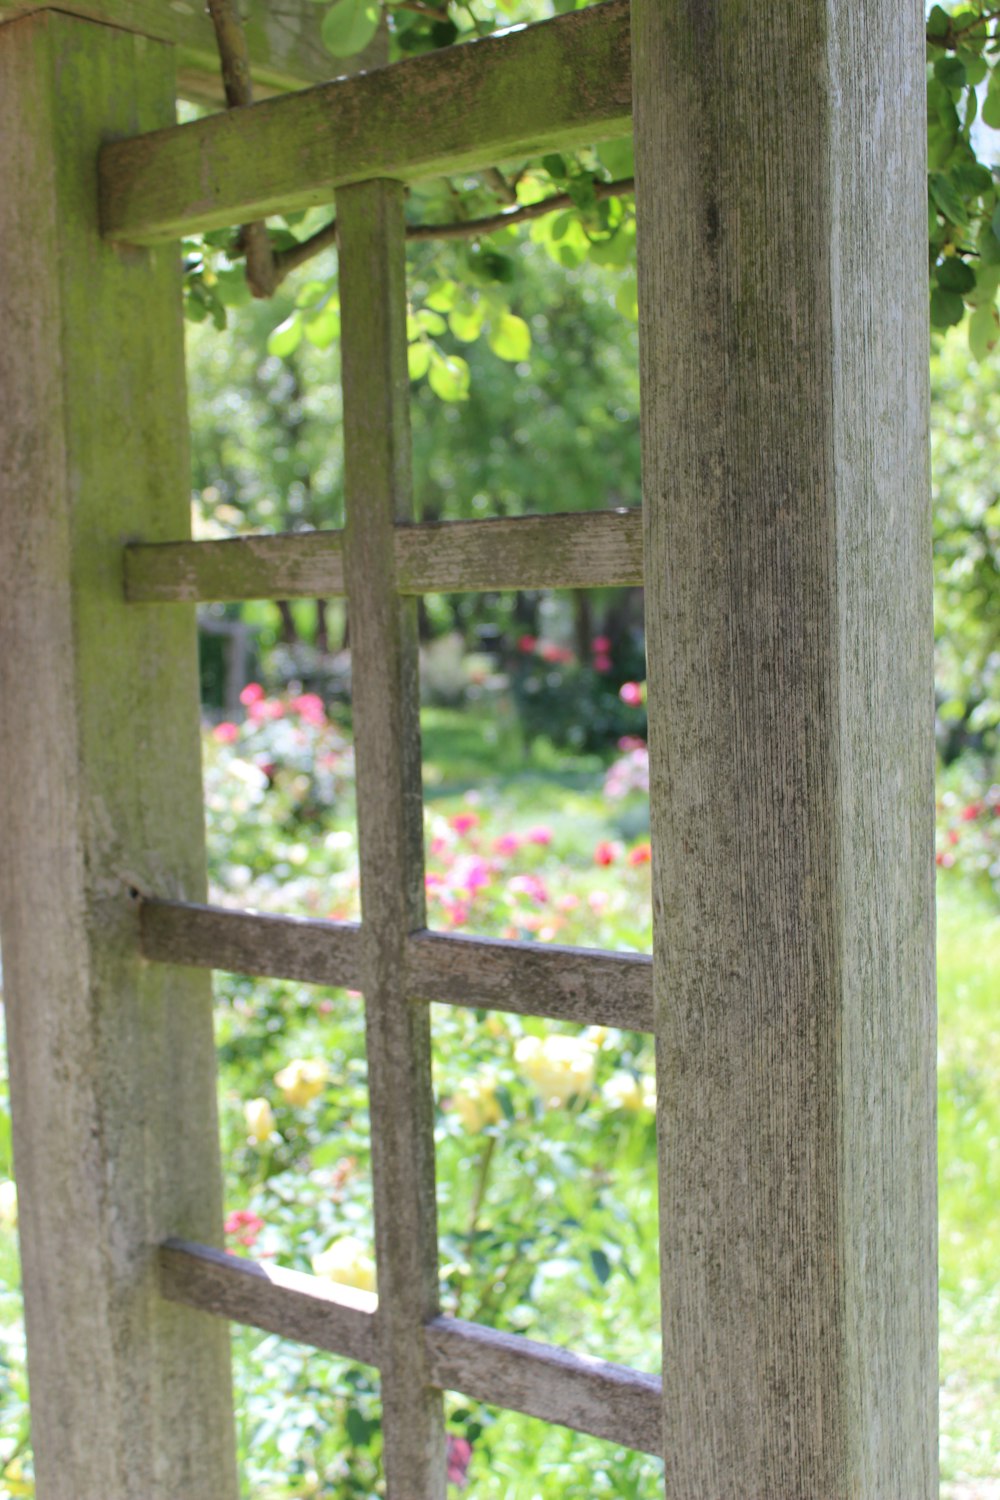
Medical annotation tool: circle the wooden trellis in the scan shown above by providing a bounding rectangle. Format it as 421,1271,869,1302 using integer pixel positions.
0,2,936,1497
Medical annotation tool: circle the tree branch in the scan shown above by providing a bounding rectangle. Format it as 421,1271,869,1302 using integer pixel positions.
927,8,1000,47
259,176,636,292
207,2,633,297
406,176,635,241
207,0,278,298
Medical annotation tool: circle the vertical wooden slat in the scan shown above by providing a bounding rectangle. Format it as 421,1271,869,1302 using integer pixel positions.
632,2,935,1496
338,180,447,1498
0,13,238,1498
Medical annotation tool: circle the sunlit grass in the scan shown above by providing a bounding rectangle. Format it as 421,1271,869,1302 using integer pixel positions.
937,882,1000,1498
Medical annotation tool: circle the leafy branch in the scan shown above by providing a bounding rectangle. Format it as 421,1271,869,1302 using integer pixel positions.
230,174,635,299
190,0,1000,377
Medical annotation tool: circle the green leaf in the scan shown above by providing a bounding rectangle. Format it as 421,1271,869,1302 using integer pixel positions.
588,226,634,268
615,276,639,321
958,49,988,85
567,175,599,213
425,280,459,312
994,201,1000,242
937,256,976,294
213,266,252,308
407,340,431,380
448,299,486,343
415,308,447,336
495,1086,515,1122
589,1247,612,1285
295,279,329,310
971,261,1000,307
467,249,516,285
321,0,380,57
596,137,635,180
345,1406,374,1446
184,294,208,325
969,303,998,361
935,55,967,91
427,348,470,401
267,312,303,357
982,78,1000,129
542,153,568,182
930,286,966,328
303,306,340,348
930,172,970,227
488,312,531,362
979,221,1000,266
926,4,951,38
951,160,993,197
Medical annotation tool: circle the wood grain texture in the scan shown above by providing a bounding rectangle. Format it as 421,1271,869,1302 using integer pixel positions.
424,1317,661,1456
160,1240,379,1365
124,510,640,603
406,931,652,1031
125,531,345,602
632,1,935,1494
394,510,642,593
0,15,237,1497
160,1242,664,1455
0,0,331,100
99,1,631,243
339,181,446,1498
139,898,648,1028
140,899,364,989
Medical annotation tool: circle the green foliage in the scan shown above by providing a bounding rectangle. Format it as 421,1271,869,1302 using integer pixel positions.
183,1,1000,371
926,2,1000,350
932,330,1000,750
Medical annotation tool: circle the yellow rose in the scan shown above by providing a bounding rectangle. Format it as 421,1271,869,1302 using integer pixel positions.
244,1097,275,1144
0,1179,18,1230
602,1071,656,1113
514,1033,596,1109
451,1071,502,1132
312,1235,376,1292
274,1058,329,1108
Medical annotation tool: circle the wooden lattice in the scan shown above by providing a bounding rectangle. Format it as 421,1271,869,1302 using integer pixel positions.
0,2,937,1496
121,26,661,1472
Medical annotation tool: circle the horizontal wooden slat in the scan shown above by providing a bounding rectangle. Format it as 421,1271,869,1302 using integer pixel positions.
140,899,651,1030
159,1242,660,1453
100,1,632,243
125,510,642,604
140,899,364,989
394,510,643,593
124,533,345,603
424,1317,662,1456
0,0,330,100
406,931,653,1032
159,1240,380,1365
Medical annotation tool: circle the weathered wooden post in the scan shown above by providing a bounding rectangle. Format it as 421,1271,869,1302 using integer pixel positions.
632,2,936,1495
0,12,238,1497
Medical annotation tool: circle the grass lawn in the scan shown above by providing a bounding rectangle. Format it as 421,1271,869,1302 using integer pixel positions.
938,883,1000,1499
